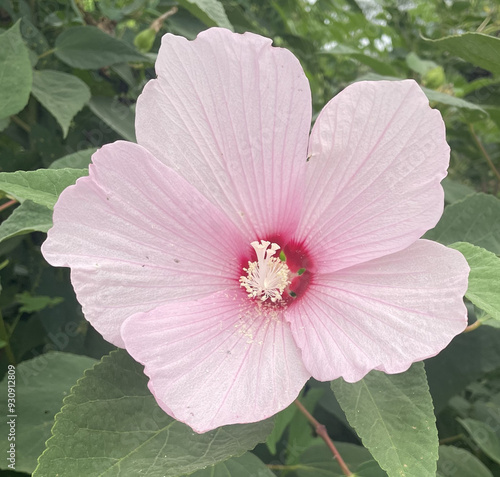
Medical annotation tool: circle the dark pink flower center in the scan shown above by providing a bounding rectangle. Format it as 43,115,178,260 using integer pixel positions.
239,238,312,307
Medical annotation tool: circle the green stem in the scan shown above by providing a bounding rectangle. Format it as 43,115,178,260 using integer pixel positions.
0,311,16,366
38,48,56,60
10,115,31,133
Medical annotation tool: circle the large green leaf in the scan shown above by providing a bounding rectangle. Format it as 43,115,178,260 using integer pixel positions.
54,26,147,69
177,0,233,30
458,418,500,464
189,453,274,477
425,193,500,254
356,73,488,119
0,352,97,474
266,402,298,454
49,148,96,169
322,45,398,76
0,168,88,209
426,326,500,413
0,200,52,243
441,178,475,204
437,446,492,477
450,242,500,324
331,363,437,477
0,20,33,119
428,32,500,76
423,87,488,120
88,96,136,142
31,70,91,137
34,349,273,477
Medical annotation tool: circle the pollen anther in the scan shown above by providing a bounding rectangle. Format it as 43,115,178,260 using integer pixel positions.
240,240,291,303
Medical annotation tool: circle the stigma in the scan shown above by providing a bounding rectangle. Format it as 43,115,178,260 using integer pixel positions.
240,240,291,303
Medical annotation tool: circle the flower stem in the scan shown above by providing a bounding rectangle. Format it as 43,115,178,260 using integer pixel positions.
464,320,482,333
294,399,353,476
0,199,17,213
469,123,500,182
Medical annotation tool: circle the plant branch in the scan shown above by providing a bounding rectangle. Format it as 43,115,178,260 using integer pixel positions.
469,123,500,182
439,433,464,445
0,199,17,213
10,115,31,133
464,320,482,333
294,399,353,476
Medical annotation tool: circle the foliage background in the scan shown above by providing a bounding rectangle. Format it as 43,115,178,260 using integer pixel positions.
0,0,499,476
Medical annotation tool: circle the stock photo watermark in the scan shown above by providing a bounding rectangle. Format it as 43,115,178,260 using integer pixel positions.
6,365,16,470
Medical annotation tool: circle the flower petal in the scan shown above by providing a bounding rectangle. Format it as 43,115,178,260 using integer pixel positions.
121,290,310,433
298,80,449,273
42,141,245,347
136,28,311,239
286,240,469,382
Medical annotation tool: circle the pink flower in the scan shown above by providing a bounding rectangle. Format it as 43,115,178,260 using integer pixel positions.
42,28,469,433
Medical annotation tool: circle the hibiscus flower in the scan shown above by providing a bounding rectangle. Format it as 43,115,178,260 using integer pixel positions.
42,28,469,433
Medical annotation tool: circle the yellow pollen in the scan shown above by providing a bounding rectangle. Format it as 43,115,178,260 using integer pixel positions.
239,240,291,303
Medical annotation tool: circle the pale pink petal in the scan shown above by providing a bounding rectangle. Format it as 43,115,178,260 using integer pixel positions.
297,80,449,273
42,141,246,347
120,290,310,433
136,28,311,240
287,240,469,382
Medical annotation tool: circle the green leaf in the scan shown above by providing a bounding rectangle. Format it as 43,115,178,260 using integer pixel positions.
406,52,438,76
427,32,500,76
437,446,493,477
189,453,275,477
54,26,148,69
0,352,97,474
287,388,324,464
356,73,487,119
177,0,233,30
425,193,500,255
88,96,136,142
295,441,386,477
0,200,52,243
423,87,488,120
458,418,500,464
426,326,500,413
266,402,298,454
0,168,88,209
331,362,437,477
0,20,33,119
31,70,91,138
441,177,475,204
322,45,398,76
16,291,63,313
34,349,273,477
49,148,96,169
449,242,500,324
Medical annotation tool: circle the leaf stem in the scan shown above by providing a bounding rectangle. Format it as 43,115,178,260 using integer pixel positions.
10,115,31,132
294,399,353,476
38,48,56,60
0,199,17,213
464,320,482,333
439,433,464,445
0,311,16,366
469,123,500,182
